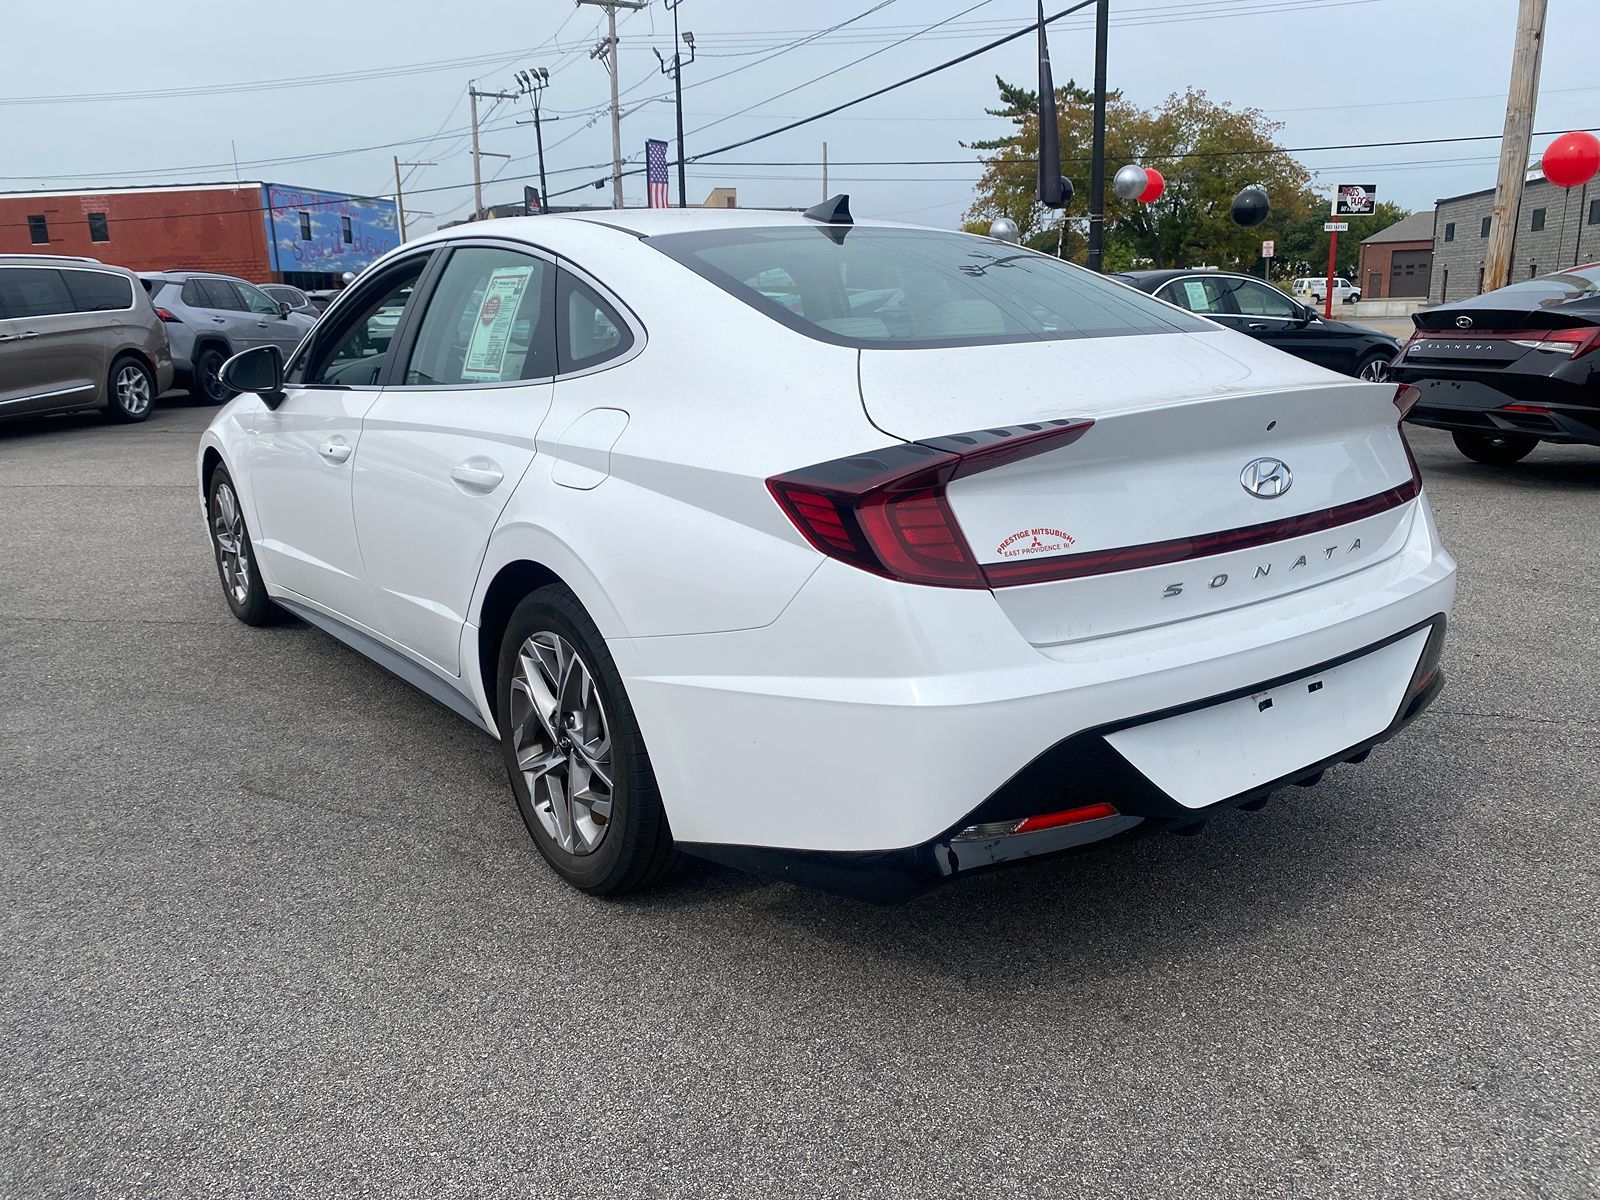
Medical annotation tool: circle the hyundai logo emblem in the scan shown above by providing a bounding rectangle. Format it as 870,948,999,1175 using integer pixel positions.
1455,315,1474,329
1240,457,1293,499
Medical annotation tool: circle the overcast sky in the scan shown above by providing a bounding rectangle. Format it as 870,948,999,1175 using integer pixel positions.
4,0,1596,234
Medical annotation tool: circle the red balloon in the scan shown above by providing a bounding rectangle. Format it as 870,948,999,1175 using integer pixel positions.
1542,131,1600,189
1139,168,1165,203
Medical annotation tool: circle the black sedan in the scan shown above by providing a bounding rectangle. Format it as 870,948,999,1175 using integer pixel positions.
1113,270,1400,381
1390,263,1600,464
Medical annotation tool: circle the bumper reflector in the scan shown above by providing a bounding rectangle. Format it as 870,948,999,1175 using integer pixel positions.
954,802,1119,841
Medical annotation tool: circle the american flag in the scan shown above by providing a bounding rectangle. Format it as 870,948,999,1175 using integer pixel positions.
646,138,670,208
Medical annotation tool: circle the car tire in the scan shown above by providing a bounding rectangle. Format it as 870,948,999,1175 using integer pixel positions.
497,584,678,896
1356,352,1393,383
207,467,282,626
191,345,234,406
105,355,155,423
1452,430,1538,465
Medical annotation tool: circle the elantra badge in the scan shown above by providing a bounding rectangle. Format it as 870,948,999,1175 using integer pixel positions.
1455,315,1474,329
1240,457,1293,499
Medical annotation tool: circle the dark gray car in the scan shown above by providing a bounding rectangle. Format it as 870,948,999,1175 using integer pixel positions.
0,254,174,424
140,271,315,403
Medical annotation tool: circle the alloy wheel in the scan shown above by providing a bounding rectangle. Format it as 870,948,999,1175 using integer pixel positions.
115,363,152,416
1359,357,1392,383
211,482,250,605
509,631,614,856
202,353,228,402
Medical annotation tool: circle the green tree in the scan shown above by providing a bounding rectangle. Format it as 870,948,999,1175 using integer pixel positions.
964,80,1323,273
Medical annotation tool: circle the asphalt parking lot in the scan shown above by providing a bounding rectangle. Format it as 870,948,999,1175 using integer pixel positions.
2,399,1596,1199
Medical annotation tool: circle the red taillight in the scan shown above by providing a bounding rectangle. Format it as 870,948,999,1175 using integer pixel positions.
1537,326,1600,360
154,307,181,323
767,419,1094,589
1393,383,1421,418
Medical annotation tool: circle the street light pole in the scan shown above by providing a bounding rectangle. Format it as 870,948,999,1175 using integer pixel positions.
514,68,552,213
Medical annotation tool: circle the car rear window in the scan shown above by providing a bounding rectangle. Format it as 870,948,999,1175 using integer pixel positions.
1490,264,1600,301
648,226,1210,348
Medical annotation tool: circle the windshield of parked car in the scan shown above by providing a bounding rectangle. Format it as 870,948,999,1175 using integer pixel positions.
648,226,1211,348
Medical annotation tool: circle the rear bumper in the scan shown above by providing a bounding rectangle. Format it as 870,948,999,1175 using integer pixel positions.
690,620,1446,902
1397,371,1600,444
613,496,1456,889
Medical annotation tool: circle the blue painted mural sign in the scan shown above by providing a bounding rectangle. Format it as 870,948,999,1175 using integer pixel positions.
263,184,399,274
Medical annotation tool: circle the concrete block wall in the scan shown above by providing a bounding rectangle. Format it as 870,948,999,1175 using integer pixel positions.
1433,178,1599,304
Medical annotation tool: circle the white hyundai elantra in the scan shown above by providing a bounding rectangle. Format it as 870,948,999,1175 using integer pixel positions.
198,202,1455,901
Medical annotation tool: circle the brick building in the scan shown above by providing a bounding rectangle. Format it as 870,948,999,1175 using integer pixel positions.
1356,210,1434,300
1430,174,1600,304
0,181,399,288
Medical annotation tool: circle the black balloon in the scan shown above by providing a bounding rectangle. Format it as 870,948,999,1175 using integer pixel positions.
1230,187,1270,227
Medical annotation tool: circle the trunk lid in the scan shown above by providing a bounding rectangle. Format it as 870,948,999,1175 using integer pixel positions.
857,334,1418,646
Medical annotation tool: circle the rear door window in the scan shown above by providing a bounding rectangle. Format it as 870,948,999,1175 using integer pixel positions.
62,269,133,312
191,278,243,310
1158,276,1232,316
0,268,75,318
401,246,556,386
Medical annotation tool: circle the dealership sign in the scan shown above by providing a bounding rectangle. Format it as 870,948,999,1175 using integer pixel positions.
1334,183,1377,216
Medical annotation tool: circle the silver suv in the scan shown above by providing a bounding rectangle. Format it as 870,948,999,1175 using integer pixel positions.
0,254,174,423
140,271,315,403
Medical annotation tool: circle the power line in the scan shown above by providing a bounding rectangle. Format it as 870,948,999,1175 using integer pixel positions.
545,0,1103,199
682,0,1000,143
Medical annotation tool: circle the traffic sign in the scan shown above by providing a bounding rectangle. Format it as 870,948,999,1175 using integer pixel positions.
1324,221,1349,232
1261,239,1275,258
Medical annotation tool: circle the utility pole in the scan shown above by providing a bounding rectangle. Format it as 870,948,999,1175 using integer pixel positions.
1086,0,1109,272
514,68,553,213
580,0,646,210
469,81,518,220
653,0,695,208
393,157,436,241
1483,0,1547,293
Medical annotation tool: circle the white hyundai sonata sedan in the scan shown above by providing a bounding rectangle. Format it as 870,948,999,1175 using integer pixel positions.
198,202,1455,902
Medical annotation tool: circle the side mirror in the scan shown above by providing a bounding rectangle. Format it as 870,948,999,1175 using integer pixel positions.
278,300,293,317
220,345,286,408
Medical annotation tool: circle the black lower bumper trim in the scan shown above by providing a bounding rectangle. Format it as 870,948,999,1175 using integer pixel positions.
681,616,1448,903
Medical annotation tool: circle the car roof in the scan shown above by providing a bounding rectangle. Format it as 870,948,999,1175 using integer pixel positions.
0,253,112,267
139,269,244,282
410,207,968,250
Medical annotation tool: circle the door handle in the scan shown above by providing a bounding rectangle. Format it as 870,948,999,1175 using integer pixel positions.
256,322,270,329
319,439,352,464
211,317,227,324
1247,322,1270,330
17,331,38,339
450,462,504,492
